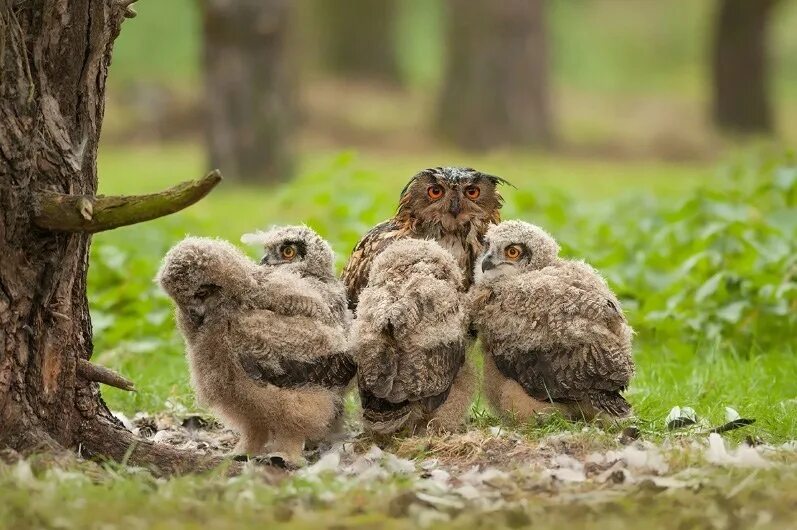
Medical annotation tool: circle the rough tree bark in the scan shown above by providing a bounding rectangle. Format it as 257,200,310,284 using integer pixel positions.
0,0,238,476
436,0,554,150
711,0,780,134
201,0,295,184
311,0,401,83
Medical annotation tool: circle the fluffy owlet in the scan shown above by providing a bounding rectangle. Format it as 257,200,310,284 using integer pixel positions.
352,239,475,435
342,167,508,310
471,221,635,423
157,237,355,467
241,224,350,328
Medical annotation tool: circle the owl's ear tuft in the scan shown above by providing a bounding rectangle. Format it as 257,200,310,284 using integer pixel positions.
399,168,439,198
480,173,515,189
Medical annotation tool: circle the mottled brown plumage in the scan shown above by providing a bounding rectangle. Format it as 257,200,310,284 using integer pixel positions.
342,167,507,310
157,237,355,467
352,239,474,435
242,224,351,329
471,221,635,423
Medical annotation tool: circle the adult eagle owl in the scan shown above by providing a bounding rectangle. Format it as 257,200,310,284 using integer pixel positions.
342,167,508,310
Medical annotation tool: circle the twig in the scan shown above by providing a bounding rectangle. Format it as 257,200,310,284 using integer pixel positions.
32,170,222,233
114,0,137,18
77,358,136,392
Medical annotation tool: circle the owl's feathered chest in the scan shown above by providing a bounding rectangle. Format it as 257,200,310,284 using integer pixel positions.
412,222,486,288
342,217,494,310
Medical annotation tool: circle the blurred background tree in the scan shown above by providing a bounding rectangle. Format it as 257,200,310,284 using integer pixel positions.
711,0,782,134
309,0,401,83
200,0,295,183
105,0,797,184
436,0,553,150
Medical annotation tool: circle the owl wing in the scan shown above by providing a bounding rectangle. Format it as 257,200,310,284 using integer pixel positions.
233,311,355,390
483,273,633,414
392,279,467,402
251,270,335,325
358,333,460,433
393,339,466,403
342,219,405,311
239,349,356,390
358,276,467,403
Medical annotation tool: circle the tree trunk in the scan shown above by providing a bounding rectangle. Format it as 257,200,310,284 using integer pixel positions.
0,1,237,475
436,0,553,150
0,0,119,452
711,0,780,134
312,0,401,83
201,0,295,184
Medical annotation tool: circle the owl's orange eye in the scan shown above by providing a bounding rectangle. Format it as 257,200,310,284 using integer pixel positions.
281,245,297,260
427,185,444,200
465,186,481,200
505,245,523,261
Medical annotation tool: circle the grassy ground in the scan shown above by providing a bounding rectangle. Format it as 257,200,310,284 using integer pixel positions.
3,426,797,530
91,143,796,444
4,143,794,529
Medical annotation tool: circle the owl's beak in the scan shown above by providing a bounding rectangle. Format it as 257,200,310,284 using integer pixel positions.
449,196,461,216
481,256,497,273
188,305,206,326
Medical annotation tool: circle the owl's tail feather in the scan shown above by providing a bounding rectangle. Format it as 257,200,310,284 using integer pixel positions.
361,387,454,435
589,391,632,418
360,389,413,434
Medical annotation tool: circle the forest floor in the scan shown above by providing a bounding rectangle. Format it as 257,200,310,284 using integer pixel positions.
3,411,797,530
3,144,794,529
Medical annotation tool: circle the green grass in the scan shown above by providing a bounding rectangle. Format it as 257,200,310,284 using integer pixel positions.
3,443,797,530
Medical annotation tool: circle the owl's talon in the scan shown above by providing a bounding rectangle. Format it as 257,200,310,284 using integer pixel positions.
257,452,306,470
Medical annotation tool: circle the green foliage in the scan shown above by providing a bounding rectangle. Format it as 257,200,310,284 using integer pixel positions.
88,147,796,443
534,152,797,353
111,0,200,86
90,221,199,412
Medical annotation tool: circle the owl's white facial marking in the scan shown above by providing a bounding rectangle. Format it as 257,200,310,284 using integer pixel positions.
474,241,527,283
474,221,561,284
242,225,336,281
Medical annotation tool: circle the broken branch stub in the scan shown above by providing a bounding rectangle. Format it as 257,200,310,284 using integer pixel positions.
77,359,136,392
32,170,222,233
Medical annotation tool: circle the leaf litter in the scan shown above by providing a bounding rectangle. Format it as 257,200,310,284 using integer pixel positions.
104,409,797,527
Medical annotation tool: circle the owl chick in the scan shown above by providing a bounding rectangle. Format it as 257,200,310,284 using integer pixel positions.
352,239,475,436
241,224,350,328
471,221,635,423
157,237,355,466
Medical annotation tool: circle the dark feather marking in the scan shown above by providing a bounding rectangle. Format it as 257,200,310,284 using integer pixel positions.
588,390,632,417
493,348,632,416
492,349,576,405
239,351,357,389
341,219,402,311
359,386,453,427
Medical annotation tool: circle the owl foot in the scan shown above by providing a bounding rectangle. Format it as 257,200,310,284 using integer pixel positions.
257,452,307,470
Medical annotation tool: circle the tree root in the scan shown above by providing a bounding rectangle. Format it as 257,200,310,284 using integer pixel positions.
76,416,283,480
